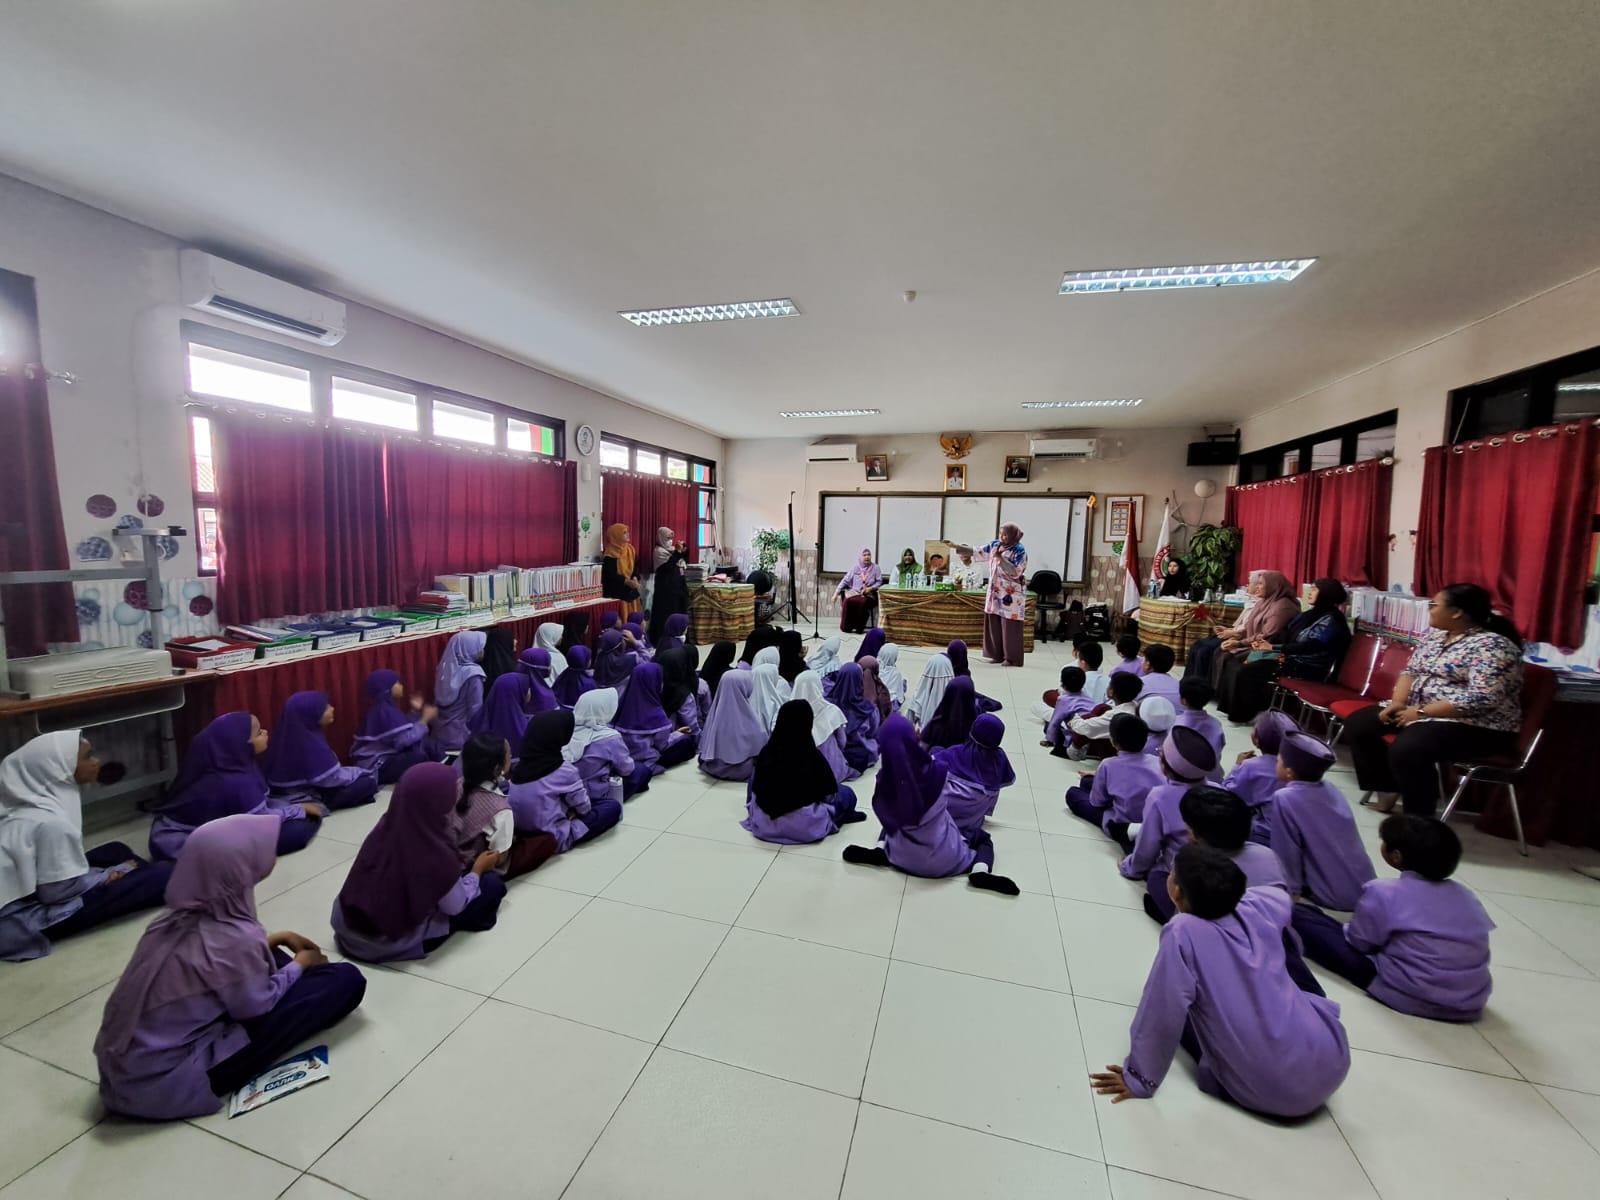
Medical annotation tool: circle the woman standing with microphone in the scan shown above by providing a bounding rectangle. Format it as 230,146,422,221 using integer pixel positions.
953,524,1029,667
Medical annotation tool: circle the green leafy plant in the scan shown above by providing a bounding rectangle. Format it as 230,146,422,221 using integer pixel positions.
1185,524,1242,593
751,528,792,574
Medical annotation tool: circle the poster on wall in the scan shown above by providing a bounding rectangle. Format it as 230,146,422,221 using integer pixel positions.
1101,494,1142,551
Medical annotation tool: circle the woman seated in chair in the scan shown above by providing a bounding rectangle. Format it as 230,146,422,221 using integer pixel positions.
1215,579,1351,724
834,548,884,634
1185,570,1300,686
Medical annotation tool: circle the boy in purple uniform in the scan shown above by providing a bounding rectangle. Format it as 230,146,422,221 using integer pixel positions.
1138,696,1176,757
1042,666,1098,755
1109,634,1143,676
1175,680,1225,781
1120,727,1218,879
1269,732,1375,910
1222,710,1298,844
1091,844,1351,1117
1143,785,1286,923
1297,816,1494,1022
1067,671,1143,761
1065,715,1162,851
1137,643,1182,705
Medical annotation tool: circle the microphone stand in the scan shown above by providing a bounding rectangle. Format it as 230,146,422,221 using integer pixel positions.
810,540,824,641
773,491,809,627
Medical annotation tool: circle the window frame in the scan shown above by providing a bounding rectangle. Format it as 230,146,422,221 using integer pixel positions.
1238,409,1399,484
1447,342,1600,442
188,410,221,577
600,431,718,562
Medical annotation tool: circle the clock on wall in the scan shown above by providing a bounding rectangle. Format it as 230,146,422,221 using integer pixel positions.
574,424,597,456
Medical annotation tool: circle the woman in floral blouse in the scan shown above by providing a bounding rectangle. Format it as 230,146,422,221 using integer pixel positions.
1344,583,1523,816
954,524,1029,667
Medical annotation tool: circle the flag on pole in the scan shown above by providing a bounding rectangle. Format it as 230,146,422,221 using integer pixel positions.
1148,501,1174,595
1121,509,1142,615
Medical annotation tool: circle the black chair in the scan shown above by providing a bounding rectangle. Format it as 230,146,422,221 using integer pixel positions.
1028,570,1065,639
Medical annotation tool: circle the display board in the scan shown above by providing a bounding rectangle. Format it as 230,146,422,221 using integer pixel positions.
877,496,944,571
821,494,880,573
998,496,1089,583
941,495,1001,553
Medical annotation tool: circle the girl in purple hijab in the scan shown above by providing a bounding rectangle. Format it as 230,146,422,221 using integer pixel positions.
854,628,887,662
946,639,1003,714
95,814,366,1119
920,676,980,749
742,700,864,845
350,670,440,783
508,710,622,850
657,612,691,654
552,643,597,708
593,629,638,694
842,715,1019,894
468,673,533,755
333,763,507,963
932,714,1017,839
431,631,487,750
262,691,378,811
830,662,881,771
613,661,697,776
623,619,654,661
697,670,767,781
515,648,562,714
151,713,323,862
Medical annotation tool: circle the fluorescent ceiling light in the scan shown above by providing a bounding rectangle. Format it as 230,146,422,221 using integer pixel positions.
779,408,879,418
1021,399,1145,409
1059,260,1315,293
1556,381,1600,392
620,298,799,326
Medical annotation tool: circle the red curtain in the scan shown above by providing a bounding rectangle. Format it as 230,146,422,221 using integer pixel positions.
601,470,696,574
1304,460,1392,588
0,369,76,656
389,442,577,598
215,415,395,624
1415,422,1598,647
1224,474,1315,585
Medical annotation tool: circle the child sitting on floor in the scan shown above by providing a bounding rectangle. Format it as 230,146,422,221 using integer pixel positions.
508,711,622,852
431,631,488,750
1175,679,1225,767
1138,696,1176,757
1143,786,1286,922
1222,710,1298,844
1296,815,1494,1022
1138,643,1181,705
1064,715,1162,850
1270,732,1375,912
933,714,1017,840
1066,671,1143,761
350,670,439,784
741,700,864,845
262,691,379,811
564,688,650,802
1091,844,1351,1118
1109,633,1142,676
1042,666,1097,754
454,734,558,879
1120,726,1218,872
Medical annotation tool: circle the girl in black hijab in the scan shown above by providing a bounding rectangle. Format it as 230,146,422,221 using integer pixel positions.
776,630,807,685
479,626,518,685
700,641,737,700
739,625,781,666
740,700,864,844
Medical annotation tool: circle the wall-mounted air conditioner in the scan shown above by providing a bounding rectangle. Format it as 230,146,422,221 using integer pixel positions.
805,441,860,463
179,250,347,345
1029,437,1099,460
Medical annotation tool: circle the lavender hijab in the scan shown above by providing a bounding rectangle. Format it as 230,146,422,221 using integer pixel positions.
872,714,949,832
516,649,561,713
434,631,487,707
593,630,637,689
469,673,532,746
921,676,979,748
937,713,1016,790
358,670,412,738
160,712,267,825
614,661,671,732
96,814,279,1056
698,670,767,765
552,644,596,707
262,691,339,788
337,763,464,939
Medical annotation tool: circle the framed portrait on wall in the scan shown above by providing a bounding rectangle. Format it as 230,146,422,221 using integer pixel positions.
944,463,967,492
1003,455,1032,483
864,453,889,481
1101,494,1142,549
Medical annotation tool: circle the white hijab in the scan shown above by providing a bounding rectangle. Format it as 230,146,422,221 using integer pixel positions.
535,623,568,683
790,670,846,745
905,654,954,727
0,730,90,909
807,637,844,677
753,646,781,670
562,688,623,763
750,663,791,731
876,643,907,705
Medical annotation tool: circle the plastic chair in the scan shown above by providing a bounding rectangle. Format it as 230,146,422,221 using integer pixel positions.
1028,570,1065,638
1272,631,1380,738
1326,639,1416,736
1438,663,1558,857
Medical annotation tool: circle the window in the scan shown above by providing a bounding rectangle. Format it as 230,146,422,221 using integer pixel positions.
599,439,632,469
507,418,558,456
666,456,689,480
431,399,496,446
600,432,718,561
1239,410,1399,483
331,376,417,431
634,448,662,475
190,413,220,574
187,343,312,413
1449,342,1600,441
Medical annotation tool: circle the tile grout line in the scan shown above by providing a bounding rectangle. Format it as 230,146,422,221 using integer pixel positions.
836,870,906,1199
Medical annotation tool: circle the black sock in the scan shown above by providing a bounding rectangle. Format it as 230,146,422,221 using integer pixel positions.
842,844,890,867
1142,893,1169,925
839,810,869,824
968,871,1020,896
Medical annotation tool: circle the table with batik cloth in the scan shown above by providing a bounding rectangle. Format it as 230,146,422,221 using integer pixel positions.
1134,597,1245,663
174,597,627,760
877,588,1036,652
687,583,756,643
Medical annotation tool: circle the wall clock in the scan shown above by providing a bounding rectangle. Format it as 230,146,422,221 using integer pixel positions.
574,424,597,456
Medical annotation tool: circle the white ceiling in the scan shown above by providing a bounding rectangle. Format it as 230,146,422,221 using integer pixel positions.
2,1,1598,439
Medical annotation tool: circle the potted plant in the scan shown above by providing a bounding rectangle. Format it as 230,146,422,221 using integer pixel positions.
751,528,791,575
1185,524,1242,599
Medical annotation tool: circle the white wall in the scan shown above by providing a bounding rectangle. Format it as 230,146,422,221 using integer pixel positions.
0,172,722,568
1239,267,1600,589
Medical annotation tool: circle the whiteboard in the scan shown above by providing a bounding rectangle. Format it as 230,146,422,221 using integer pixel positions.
878,496,943,567
1065,496,1089,583
1000,497,1075,581
822,495,879,573
942,495,1000,552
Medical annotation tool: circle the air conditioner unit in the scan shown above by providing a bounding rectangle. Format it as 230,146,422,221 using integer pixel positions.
179,250,347,346
805,441,860,463
1029,437,1099,460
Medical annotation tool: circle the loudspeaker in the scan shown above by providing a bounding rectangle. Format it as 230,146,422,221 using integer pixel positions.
1187,438,1240,466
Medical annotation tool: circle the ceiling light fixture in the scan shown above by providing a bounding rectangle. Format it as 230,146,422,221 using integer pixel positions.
778,408,880,419
1021,399,1145,409
1059,260,1315,294
1556,381,1600,392
619,298,799,326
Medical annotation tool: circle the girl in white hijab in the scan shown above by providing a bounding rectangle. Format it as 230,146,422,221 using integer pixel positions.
904,654,955,729
0,730,173,961
535,623,569,684
876,643,907,711
789,670,857,784
750,661,792,731
562,688,648,802
806,637,844,679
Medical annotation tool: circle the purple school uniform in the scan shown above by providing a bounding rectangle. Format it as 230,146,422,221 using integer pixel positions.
1109,657,1142,677
507,764,594,852
332,872,483,963
431,674,484,751
1122,886,1350,1116
1120,782,1196,880
1176,708,1225,756
1140,672,1181,705
1233,842,1288,890
1347,873,1495,1021
1045,692,1096,743
885,798,976,877
820,727,857,786
263,692,377,804
0,869,107,961
740,787,842,845
1269,781,1376,909
572,735,635,803
1222,754,1282,841
350,713,426,774
431,632,488,750
1086,751,1165,827
697,672,766,781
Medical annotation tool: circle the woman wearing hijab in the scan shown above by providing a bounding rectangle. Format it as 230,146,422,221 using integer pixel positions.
515,648,562,714
876,643,908,713
857,655,893,720
553,644,597,708
534,622,569,683
333,763,507,963
932,714,1017,840
509,711,622,849
830,662,882,770
262,691,378,812
855,628,886,662
602,523,643,614
697,671,768,781
1,732,173,962
750,660,792,732
1184,570,1300,682
468,673,533,755
738,624,780,668
952,524,1029,668
945,639,1003,714
894,547,920,588
776,628,808,684
1159,557,1193,599
841,715,1018,894
648,527,691,644
94,814,366,1119
431,630,488,750
790,670,857,785
479,626,518,685
807,636,845,682
742,700,865,845
921,676,980,749
1217,579,1352,723
657,613,692,656
151,713,324,862
614,661,697,776
454,734,558,879
700,641,737,701
904,653,955,729
834,548,885,633
593,629,639,698
351,670,439,783
564,688,650,802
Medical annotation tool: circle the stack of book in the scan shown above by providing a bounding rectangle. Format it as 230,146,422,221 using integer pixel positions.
224,624,316,662
528,563,603,608
1350,589,1430,640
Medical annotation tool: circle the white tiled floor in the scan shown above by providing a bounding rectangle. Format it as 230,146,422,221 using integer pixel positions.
3,635,1600,1198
